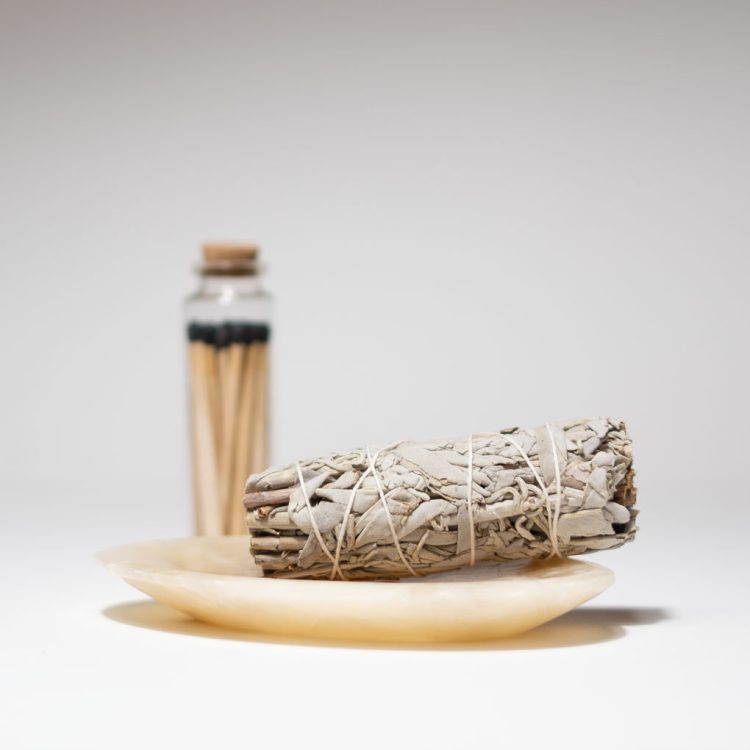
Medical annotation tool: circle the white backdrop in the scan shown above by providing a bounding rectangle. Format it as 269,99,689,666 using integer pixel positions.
1,4,749,748
2,0,747,498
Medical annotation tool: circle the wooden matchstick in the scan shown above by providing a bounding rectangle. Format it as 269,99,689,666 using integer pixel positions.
248,327,269,474
228,328,259,534
190,325,222,535
188,325,206,534
218,324,245,532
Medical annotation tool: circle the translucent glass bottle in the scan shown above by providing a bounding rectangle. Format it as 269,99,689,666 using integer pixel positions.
185,244,272,536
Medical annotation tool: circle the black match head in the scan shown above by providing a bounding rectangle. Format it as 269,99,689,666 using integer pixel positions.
213,323,230,348
202,324,217,346
256,323,271,343
187,322,203,342
187,322,215,343
225,321,244,345
238,323,260,344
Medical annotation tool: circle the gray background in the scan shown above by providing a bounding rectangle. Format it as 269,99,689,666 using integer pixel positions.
1,2,748,749
2,0,748,493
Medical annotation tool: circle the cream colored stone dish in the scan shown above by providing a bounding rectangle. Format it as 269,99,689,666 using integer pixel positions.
98,537,614,643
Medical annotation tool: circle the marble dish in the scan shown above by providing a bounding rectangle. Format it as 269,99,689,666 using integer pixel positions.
98,536,613,643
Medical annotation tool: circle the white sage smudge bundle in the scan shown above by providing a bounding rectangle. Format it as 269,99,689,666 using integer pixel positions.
244,418,637,580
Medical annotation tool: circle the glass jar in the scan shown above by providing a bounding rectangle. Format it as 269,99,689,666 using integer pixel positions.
185,244,272,536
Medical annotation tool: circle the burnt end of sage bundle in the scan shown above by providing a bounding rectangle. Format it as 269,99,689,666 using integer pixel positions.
244,418,637,580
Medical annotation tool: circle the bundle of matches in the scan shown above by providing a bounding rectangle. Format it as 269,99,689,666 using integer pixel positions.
188,321,270,535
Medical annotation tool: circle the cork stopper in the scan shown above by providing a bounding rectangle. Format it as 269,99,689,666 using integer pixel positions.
199,243,259,275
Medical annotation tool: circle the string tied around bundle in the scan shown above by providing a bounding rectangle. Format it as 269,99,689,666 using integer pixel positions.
297,444,419,581
464,423,563,565
297,423,565,581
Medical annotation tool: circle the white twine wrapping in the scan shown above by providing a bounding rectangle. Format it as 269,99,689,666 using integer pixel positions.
498,424,563,559
366,446,419,577
466,434,477,566
295,462,338,568
329,451,377,581
299,425,564,580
